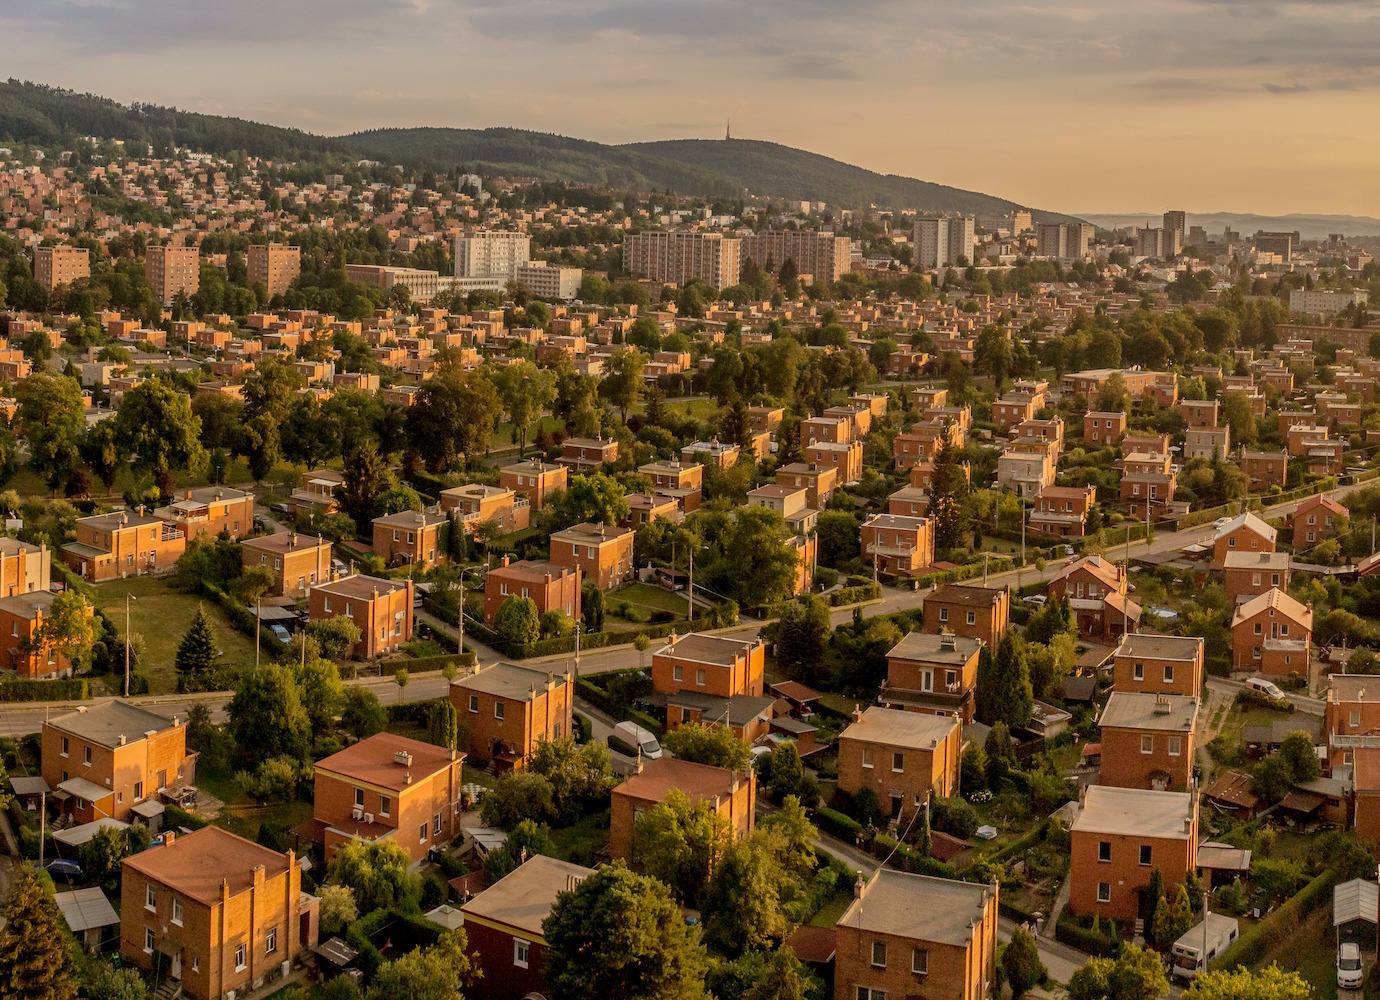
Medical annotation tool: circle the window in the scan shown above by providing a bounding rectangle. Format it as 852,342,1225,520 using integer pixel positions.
862,746,874,769
1133,662,1143,680
354,788,365,808
235,945,246,971
192,955,199,973
1098,841,1111,862
1163,665,1174,683
871,940,887,968
380,796,391,818
1097,883,1111,903
673,665,683,682
920,669,933,693
1139,845,1152,866
1254,622,1262,635
144,928,155,954
855,988,885,1000
266,928,277,955
1168,736,1182,756
419,823,428,843
172,898,183,925
468,695,479,713
495,702,505,721
1352,711,1362,728
61,738,68,757
892,752,904,772
1141,735,1154,754
433,812,442,835
938,607,948,623
146,884,157,911
1228,536,1236,548
514,938,530,969
696,669,706,686
965,610,976,626
912,948,928,975
325,597,333,613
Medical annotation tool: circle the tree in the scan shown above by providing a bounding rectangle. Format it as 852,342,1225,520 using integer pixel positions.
1153,886,1194,956
714,506,799,607
704,833,789,952
227,663,312,767
766,742,803,802
338,442,393,531
16,373,84,493
341,687,386,740
1278,730,1320,783
661,724,751,770
491,360,555,455
815,509,861,568
599,347,647,422
393,667,409,704
82,963,147,1000
1183,965,1312,1000
80,420,123,492
1096,371,1131,413
582,585,606,631
174,606,218,679
295,657,344,735
552,472,631,528
307,615,362,660
976,633,1033,727
0,869,77,1000
79,824,149,894
111,379,207,476
493,596,540,645
317,884,358,936
542,862,709,1000
480,769,557,829
1066,946,1167,1000
528,737,617,823
483,819,558,882
241,358,306,422
366,929,474,1000
772,595,831,682
1002,927,1046,998
929,434,969,550
327,839,419,913
237,413,282,483
630,790,733,908
28,590,97,671
409,359,502,470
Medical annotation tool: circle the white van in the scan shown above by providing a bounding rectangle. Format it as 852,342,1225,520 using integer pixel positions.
1245,677,1287,700
1171,912,1239,981
609,721,663,760
1339,942,1364,990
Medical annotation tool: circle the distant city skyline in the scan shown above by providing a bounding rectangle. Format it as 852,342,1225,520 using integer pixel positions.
5,0,1380,217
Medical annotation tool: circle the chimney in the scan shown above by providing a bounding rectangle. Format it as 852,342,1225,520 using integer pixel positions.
252,864,266,885
184,490,192,500
501,554,510,569
854,872,868,899
163,831,175,845
1154,694,1172,715
1183,815,1193,833
851,704,863,723
118,734,126,746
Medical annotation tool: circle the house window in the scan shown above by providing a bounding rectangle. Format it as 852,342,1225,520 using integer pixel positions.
1169,736,1182,756
266,928,277,955
966,611,976,626
354,788,365,808
892,752,904,773
146,884,157,911
468,695,479,713
172,898,183,926
61,738,68,757
1228,537,1236,547
419,823,428,843
434,812,442,835
1352,711,1361,728
1133,663,1144,680
235,945,246,971
495,702,505,721
1141,735,1154,754
144,928,155,954
84,747,92,766
673,665,683,682
1163,665,1174,683
1254,623,1262,635
939,608,948,622
911,947,928,975
514,938,530,969
696,669,706,686
1140,845,1152,866
862,746,874,769
380,796,391,818
325,597,333,613
871,940,887,968
855,989,885,1000
1097,883,1111,903
1098,841,1111,862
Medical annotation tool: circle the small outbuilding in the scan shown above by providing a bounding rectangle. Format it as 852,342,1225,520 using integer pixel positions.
1334,878,1379,949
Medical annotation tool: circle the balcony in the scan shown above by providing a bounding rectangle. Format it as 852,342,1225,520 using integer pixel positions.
878,681,970,711
160,526,184,543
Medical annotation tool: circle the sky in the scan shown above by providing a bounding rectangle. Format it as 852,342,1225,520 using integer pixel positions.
4,0,1380,217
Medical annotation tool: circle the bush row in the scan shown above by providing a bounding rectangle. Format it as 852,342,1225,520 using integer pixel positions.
873,834,956,879
814,807,863,842
0,679,89,703
1211,868,1336,972
1055,916,1121,958
912,558,1018,590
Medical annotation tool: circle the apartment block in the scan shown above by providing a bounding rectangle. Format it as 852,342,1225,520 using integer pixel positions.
621,231,741,289
34,245,90,292
450,662,575,771
145,246,200,304
912,216,976,269
241,531,332,598
1036,222,1094,261
737,230,851,284
514,261,582,300
246,244,301,298
454,230,531,280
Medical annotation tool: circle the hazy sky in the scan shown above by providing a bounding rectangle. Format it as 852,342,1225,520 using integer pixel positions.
5,0,1380,217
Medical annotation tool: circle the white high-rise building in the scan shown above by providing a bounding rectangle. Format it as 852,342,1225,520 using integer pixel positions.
453,230,531,281
911,216,975,269
1036,223,1094,261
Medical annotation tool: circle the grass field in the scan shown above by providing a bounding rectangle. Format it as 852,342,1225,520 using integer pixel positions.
92,575,261,693
808,887,854,928
612,582,691,619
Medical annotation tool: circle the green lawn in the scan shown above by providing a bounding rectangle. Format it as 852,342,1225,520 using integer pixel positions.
92,576,261,693
662,398,717,421
807,887,855,928
612,582,691,619
550,808,609,868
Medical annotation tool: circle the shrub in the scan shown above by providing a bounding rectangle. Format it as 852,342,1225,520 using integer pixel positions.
931,796,979,840
814,807,863,842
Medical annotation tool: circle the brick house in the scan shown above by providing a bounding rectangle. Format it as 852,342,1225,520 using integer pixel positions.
992,394,1037,434
241,532,332,598
483,558,581,623
307,575,413,659
1097,692,1198,790
43,702,196,824
1223,551,1290,603
1118,452,1178,519
835,869,999,1000
1230,588,1312,672
371,509,448,569
860,513,935,577
608,757,755,860
1047,555,1141,642
62,510,186,582
549,522,634,589
460,856,594,1000
439,484,530,535
1069,786,1199,921
682,437,741,468
1324,675,1380,771
449,661,574,771
305,732,463,862
152,487,255,541
1352,750,1380,851
1178,399,1219,428
498,458,567,511
775,462,839,509
1289,494,1349,549
837,707,961,821
1083,410,1127,447
1028,485,1096,537
558,436,618,470
120,827,318,1000
0,591,96,678
1112,634,1204,697
638,459,705,512
806,440,864,484
1120,433,1173,457
1184,426,1231,461
1211,511,1277,571
288,468,343,517
923,584,1009,649
0,538,50,597
880,631,984,724
652,633,765,698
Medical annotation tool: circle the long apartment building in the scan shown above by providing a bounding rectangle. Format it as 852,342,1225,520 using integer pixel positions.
454,230,531,280
34,245,90,292
912,216,975,269
247,244,301,298
145,246,200,304
622,231,740,289
1036,222,1094,261
736,230,851,284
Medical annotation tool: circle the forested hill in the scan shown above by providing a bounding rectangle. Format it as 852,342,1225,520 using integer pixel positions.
0,80,351,159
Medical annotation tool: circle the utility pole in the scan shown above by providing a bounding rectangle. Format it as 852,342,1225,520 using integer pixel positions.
574,621,581,674
458,575,465,660
688,548,694,621
1020,496,1026,565
124,594,135,698
255,595,261,671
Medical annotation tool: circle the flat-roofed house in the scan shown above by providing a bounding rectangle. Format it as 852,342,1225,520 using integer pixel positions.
922,584,1009,649
499,458,566,510
307,575,413,659
62,510,185,582
1112,633,1204,697
834,869,999,1000
1097,692,1199,790
152,487,255,541
449,661,574,771
1029,485,1095,537
0,591,95,678
549,522,634,589
1069,786,1198,921
652,633,765,698
1223,551,1291,603
371,509,448,569
241,532,332,598
860,513,935,578
880,631,984,724
558,436,618,470
1326,675,1380,771
483,557,581,623
609,757,755,860
837,707,961,821
439,483,530,535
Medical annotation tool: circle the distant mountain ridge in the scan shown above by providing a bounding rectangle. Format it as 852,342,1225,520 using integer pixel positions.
1081,212,1380,240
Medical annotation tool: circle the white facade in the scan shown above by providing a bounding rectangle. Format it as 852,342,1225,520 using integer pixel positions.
515,262,583,300
1289,288,1369,315
912,216,975,269
453,230,531,280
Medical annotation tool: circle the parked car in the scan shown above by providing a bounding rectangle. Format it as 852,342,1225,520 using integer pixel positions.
1338,942,1364,990
1213,517,1232,530
1245,676,1286,700
269,623,291,645
607,721,663,760
1022,595,1048,608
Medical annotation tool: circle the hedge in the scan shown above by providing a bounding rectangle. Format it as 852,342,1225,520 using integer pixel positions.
814,807,863,842
1210,868,1336,972
164,803,209,831
759,582,884,620
1055,916,1121,958
501,615,714,659
912,558,1018,589
0,679,88,703
379,652,476,676
874,834,957,879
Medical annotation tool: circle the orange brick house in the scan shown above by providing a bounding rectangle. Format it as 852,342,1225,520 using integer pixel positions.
483,558,581,623
638,459,705,512
837,707,961,821
806,440,864,485
439,484,530,535
307,575,413,659
1083,411,1128,447
1223,551,1290,603
1289,494,1349,549
609,757,755,860
1112,634,1204,697
288,468,343,517
558,436,618,470
304,732,464,862
1324,675,1380,771
860,513,935,577
880,631,984,724
1047,555,1141,642
1352,749,1380,851
1211,511,1277,571
449,661,574,771
1230,588,1312,673
775,462,839,510
152,487,255,541
549,522,634,589
1097,692,1198,790
1029,485,1096,537
0,591,96,678
62,510,186,582
0,538,51,597
923,584,1009,649
1243,450,1289,491
371,510,448,569
241,532,332,598
652,633,765,698
835,869,999,1000
498,458,566,510
1069,786,1199,921
121,827,318,1000
43,702,196,824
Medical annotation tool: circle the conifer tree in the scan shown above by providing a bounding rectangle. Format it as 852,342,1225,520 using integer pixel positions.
0,870,76,1000
174,605,218,679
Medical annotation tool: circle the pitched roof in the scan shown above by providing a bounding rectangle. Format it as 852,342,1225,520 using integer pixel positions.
1223,551,1290,570
837,869,993,946
612,756,746,807
927,583,1006,608
1294,494,1349,519
1214,511,1277,544
1231,587,1312,630
123,826,293,905
315,732,458,791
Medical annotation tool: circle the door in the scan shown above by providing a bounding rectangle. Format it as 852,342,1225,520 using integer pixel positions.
171,951,182,980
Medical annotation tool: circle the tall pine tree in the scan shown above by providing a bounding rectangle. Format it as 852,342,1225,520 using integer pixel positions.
0,870,76,1000
928,430,968,551
174,605,218,679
